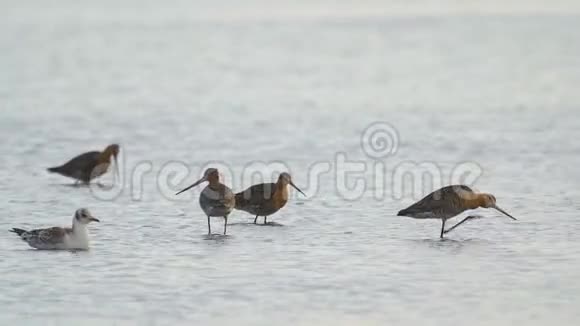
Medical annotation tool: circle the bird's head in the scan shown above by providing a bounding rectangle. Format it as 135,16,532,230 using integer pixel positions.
102,144,120,161
103,144,120,180
204,168,220,183
478,193,516,221
74,208,100,224
479,193,496,208
277,172,306,196
175,168,220,195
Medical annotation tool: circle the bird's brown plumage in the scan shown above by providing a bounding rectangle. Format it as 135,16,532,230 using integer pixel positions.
234,173,304,224
397,185,479,220
235,182,288,216
398,185,516,238
176,168,235,235
47,144,119,184
200,182,236,217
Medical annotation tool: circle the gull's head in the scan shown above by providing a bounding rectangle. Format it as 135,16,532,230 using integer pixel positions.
74,208,100,224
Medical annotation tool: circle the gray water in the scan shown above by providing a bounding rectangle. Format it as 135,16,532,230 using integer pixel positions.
1,2,580,325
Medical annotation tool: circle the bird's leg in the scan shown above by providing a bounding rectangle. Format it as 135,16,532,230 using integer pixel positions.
207,215,211,235
443,215,482,235
440,219,446,238
223,215,228,235
254,215,259,224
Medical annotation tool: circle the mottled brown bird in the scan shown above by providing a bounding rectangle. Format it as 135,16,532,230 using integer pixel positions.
47,144,120,185
235,172,305,225
397,185,516,238
175,168,235,235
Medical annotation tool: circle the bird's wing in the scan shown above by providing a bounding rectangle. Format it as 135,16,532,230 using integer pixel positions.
235,183,276,209
216,184,235,208
447,185,474,193
400,185,474,215
201,185,235,210
22,227,69,247
55,151,100,173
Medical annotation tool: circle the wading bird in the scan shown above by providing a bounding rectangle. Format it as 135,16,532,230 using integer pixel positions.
47,144,120,185
235,172,306,225
397,185,516,238
10,208,100,250
176,168,235,235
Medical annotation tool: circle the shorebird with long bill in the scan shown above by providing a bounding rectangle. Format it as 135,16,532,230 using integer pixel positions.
10,208,100,250
47,144,120,185
397,185,516,238
235,172,306,225
176,168,235,235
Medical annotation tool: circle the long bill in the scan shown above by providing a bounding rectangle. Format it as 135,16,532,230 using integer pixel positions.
493,205,517,220
175,177,206,195
289,181,306,197
113,153,120,183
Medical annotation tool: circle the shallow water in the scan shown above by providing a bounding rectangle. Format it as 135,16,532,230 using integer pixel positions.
1,2,580,325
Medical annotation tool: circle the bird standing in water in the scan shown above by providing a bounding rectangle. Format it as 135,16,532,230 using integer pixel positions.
10,208,100,250
235,172,306,225
176,168,235,235
397,185,516,238
47,144,120,185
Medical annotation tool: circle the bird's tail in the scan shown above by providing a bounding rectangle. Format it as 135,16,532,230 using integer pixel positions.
47,166,63,174
397,208,409,216
10,228,27,236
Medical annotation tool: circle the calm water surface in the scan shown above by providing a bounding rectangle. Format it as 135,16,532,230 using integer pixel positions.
1,2,580,325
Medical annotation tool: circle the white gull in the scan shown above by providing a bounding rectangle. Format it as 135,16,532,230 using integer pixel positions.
10,208,100,250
